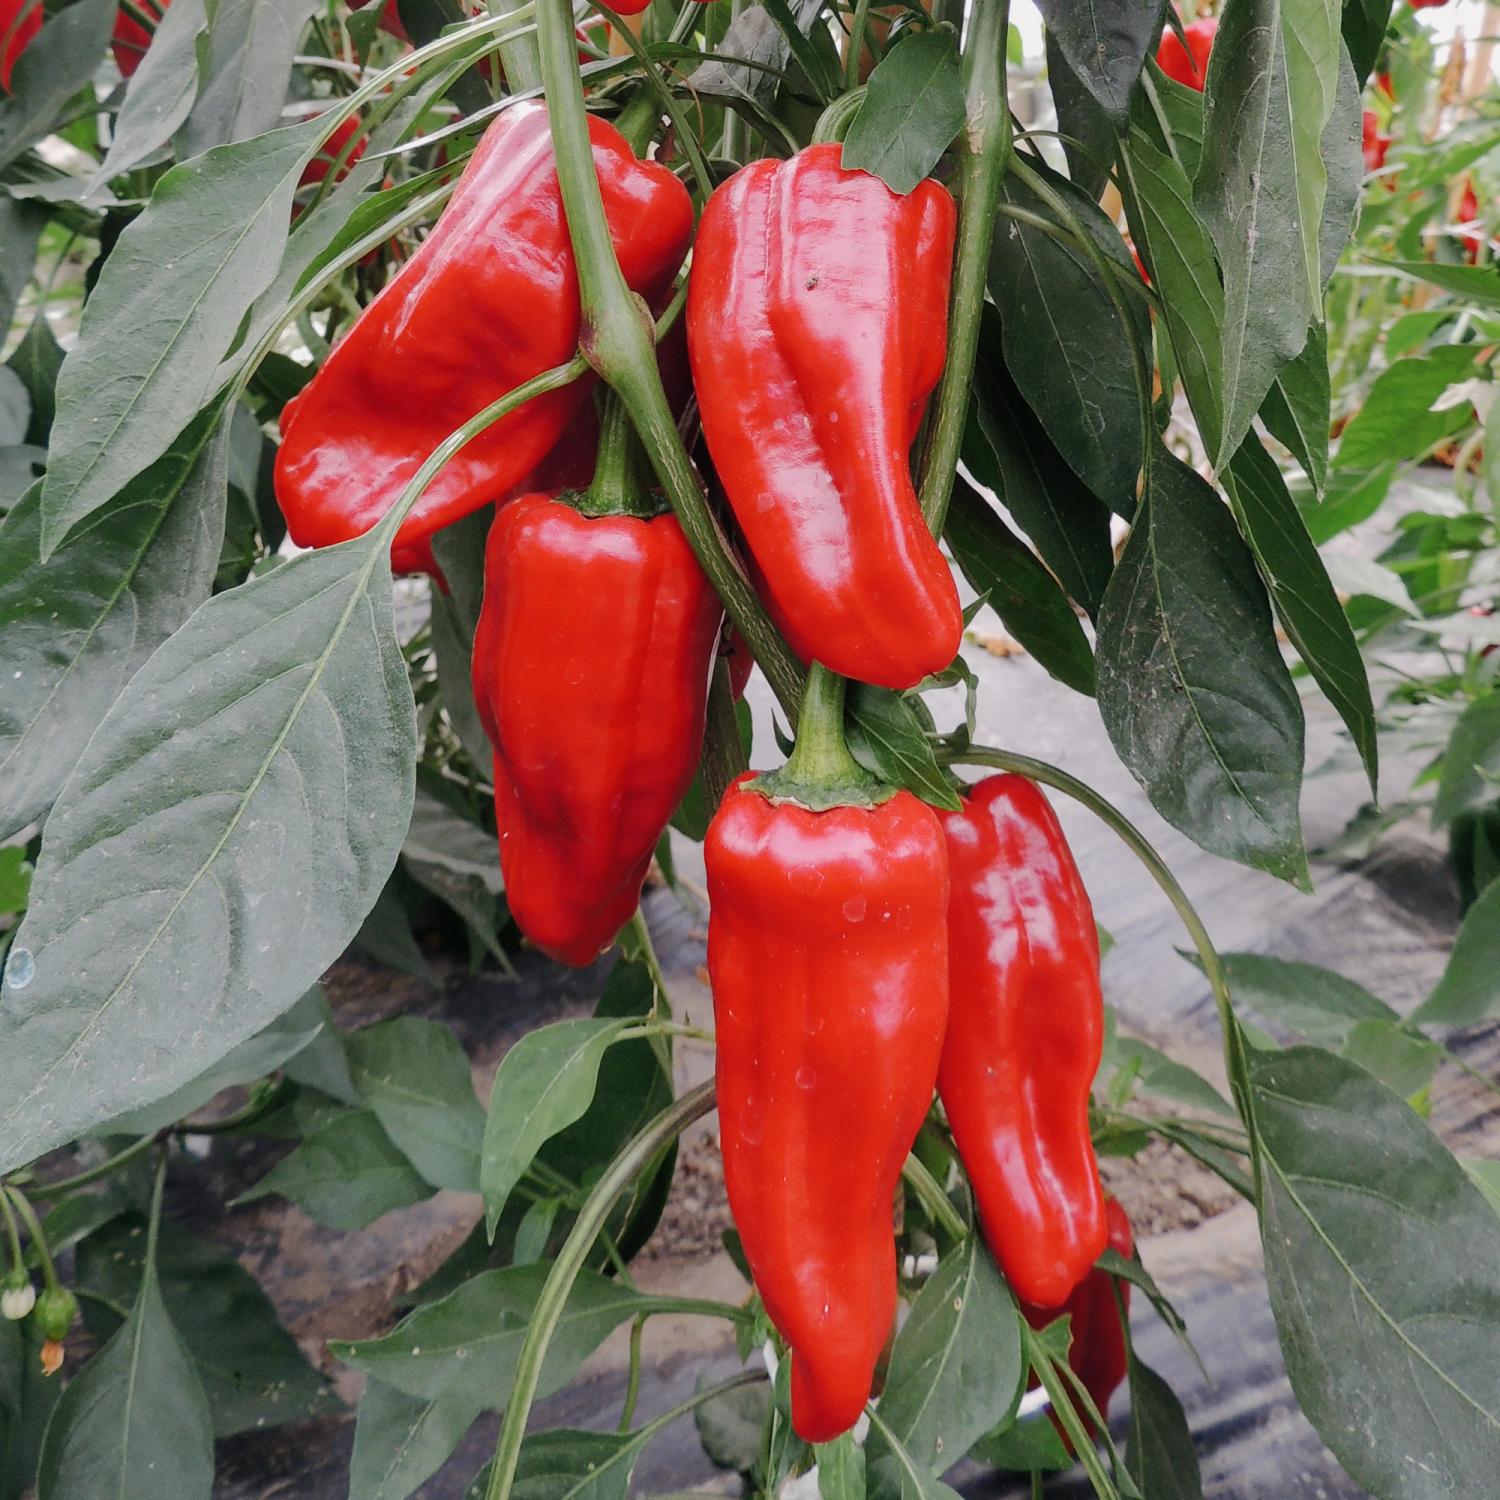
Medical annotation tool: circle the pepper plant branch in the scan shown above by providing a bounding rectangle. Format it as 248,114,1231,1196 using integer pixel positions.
533,0,805,720
901,1152,968,1241
844,0,875,91
485,0,542,91
917,0,1010,533
3,1189,59,1294
721,0,751,160
701,658,747,810
1025,1327,1124,1500
483,1080,717,1500
21,1131,161,1197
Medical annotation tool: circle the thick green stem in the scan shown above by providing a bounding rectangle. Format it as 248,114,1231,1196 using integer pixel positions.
533,0,805,721
843,0,875,91
1026,1328,1121,1499
782,665,858,787
23,1132,160,1197
901,1152,967,1241
4,1190,58,1294
0,1188,23,1278
483,1081,716,1500
811,86,866,144
918,0,1010,533
486,0,541,91
577,393,658,517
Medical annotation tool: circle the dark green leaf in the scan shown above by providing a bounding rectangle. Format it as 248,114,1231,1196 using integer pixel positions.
0,200,47,335
1034,0,1167,122
944,480,1096,696
1096,452,1308,884
6,312,65,446
970,1408,1071,1473
352,873,440,987
275,984,358,1103
401,791,508,970
1260,324,1330,494
1318,46,1362,292
1433,693,1500,829
237,1109,432,1229
1223,438,1376,793
695,1374,769,1473
1342,0,1394,85
0,401,230,841
349,1379,484,1500
1411,877,1500,1028
1212,951,1396,1045
1044,32,1115,199
964,318,1116,615
842,30,965,196
74,1216,332,1438
846,686,962,810
687,0,822,106
1124,1356,1202,1499
37,1256,213,1500
865,1410,965,1500
868,1237,1023,1473
506,1427,642,1500
1301,462,1393,545
347,1015,487,1192
1253,1046,1500,1496
0,1320,60,1498
1334,344,1475,470
332,1266,653,1404
38,117,320,553
481,1018,630,1235
0,0,115,171
817,1432,865,1500
0,533,416,1175
1193,0,1340,464
990,174,1147,513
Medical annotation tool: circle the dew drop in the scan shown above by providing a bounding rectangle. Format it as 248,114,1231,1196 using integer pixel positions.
842,895,867,922
795,1066,816,1090
6,949,34,989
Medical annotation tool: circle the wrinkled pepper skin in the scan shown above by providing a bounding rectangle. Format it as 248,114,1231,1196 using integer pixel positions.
472,495,722,966
938,775,1107,1309
1156,17,1215,91
707,781,950,1441
687,145,962,691
1023,1195,1133,1440
274,103,692,556
1,0,41,92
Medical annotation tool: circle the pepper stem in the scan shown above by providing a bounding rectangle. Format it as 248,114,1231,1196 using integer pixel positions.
752,664,887,810
574,392,661,519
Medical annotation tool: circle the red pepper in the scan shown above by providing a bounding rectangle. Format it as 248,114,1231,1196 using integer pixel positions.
300,113,368,189
113,0,167,77
1409,0,1450,9
1155,16,1215,91
1459,179,1488,265
688,144,962,691
707,774,950,1441
1361,111,1391,175
471,484,722,966
937,774,1107,1309
721,628,754,701
1022,1195,1134,1441
273,102,692,559
0,0,40,92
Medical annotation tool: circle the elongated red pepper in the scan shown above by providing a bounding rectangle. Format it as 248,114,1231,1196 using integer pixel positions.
1155,16,1215,91
708,775,950,1441
938,774,1106,1308
113,0,167,77
1023,1195,1133,1441
471,487,722,966
1362,110,1391,175
687,144,961,690
274,102,692,557
1,0,41,92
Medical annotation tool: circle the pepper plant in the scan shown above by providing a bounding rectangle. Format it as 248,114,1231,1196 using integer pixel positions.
0,1,1498,1498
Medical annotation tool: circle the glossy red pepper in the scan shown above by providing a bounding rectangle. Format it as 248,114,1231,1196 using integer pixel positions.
0,0,41,92
1155,16,1215,91
113,0,167,77
1409,0,1450,9
937,774,1107,1309
1361,111,1391,175
1459,179,1489,265
1023,1195,1134,1441
471,492,722,966
708,777,950,1442
688,144,961,691
273,102,692,558
300,113,367,189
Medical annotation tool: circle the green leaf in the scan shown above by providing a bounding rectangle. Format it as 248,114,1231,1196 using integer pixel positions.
1338,1019,1441,1105
1260,323,1330,494
481,1018,630,1235
817,1432,865,1500
1095,452,1308,884
1411,877,1500,1028
1034,0,1165,121
38,117,320,554
990,173,1147,514
1376,260,1500,308
1334,345,1476,470
36,1253,213,1500
1252,1046,1500,1496
1213,951,1396,1045
695,1374,769,1473
0,0,115,171
1194,0,1341,465
846,686,962,811
0,402,230,841
429,507,494,766
505,1427,644,1500
1223,439,1376,793
1124,1356,1203,1499
0,847,30,916
332,1266,652,1405
6,311,65,446
91,0,211,185
401,791,509,970
0,201,47,336
1044,32,1114,199
238,1109,432,1229
0,534,416,1175
1342,0,1393,84
842,30,965,197
864,1410,965,1500
279,984,359,1103
944,480,1096,697
348,1379,484,1500
1433,693,1500,830
1121,123,1224,458
1106,1035,1236,1117
73,1216,332,1438
178,0,320,156
964,315,1116,616
348,1015,487,1193
1462,1159,1500,1219
867,1237,1023,1474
